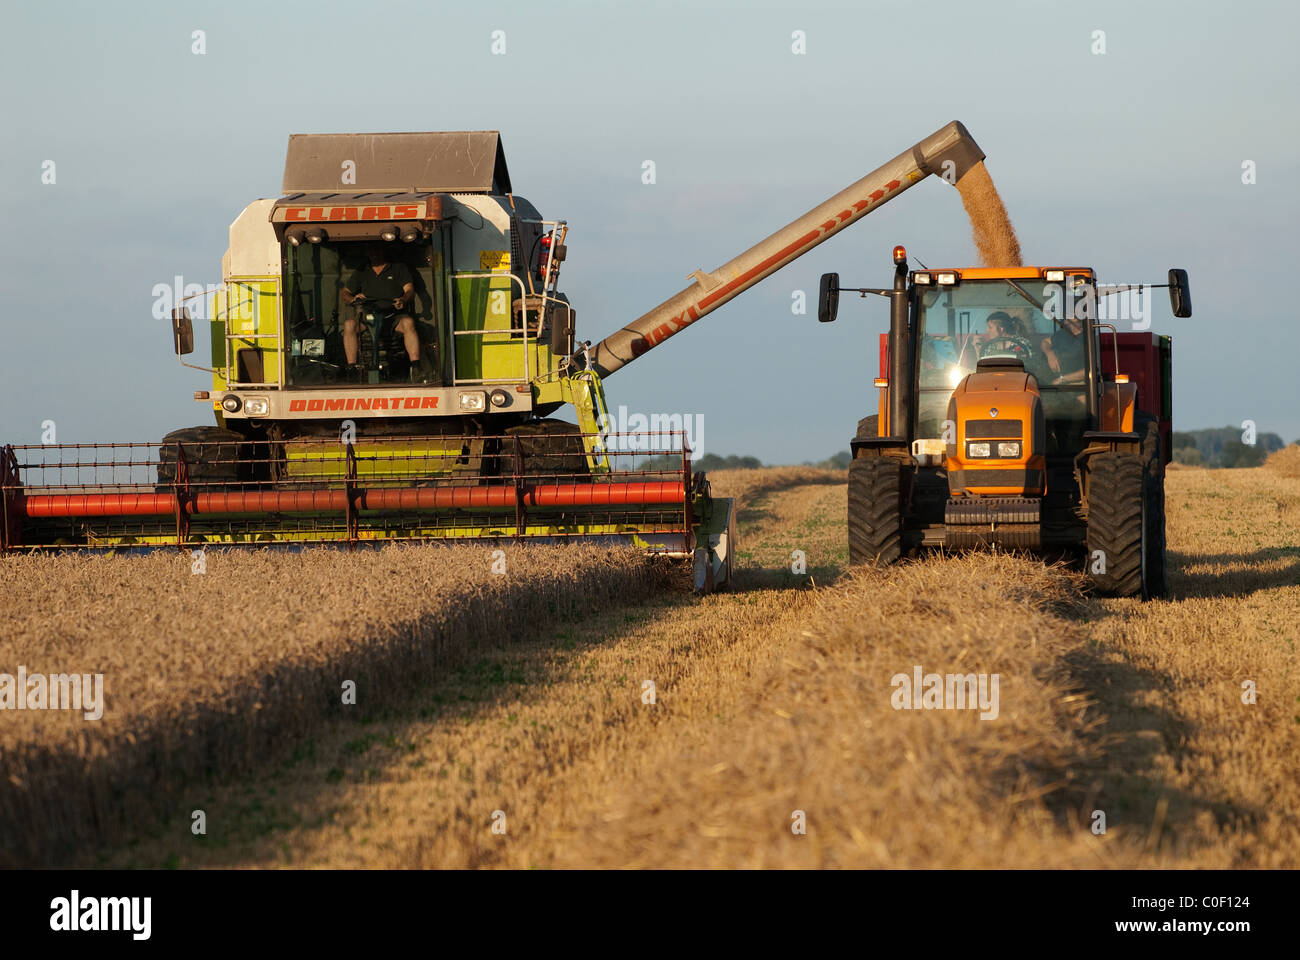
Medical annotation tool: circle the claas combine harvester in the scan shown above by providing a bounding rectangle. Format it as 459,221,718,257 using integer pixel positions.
3,122,1173,594
818,252,1190,599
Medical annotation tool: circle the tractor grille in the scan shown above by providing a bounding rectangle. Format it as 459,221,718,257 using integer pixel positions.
965,418,1023,439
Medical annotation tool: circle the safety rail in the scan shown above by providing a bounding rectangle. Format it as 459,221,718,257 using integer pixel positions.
449,271,531,386
222,278,283,389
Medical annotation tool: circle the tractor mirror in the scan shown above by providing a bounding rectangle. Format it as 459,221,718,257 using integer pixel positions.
818,272,840,323
1168,268,1192,318
172,307,194,355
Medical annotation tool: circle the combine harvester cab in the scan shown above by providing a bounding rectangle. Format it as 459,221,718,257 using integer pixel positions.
0,131,735,591
820,255,1192,599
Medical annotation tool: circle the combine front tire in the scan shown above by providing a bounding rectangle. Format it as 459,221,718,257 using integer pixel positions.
502,419,590,477
156,426,248,490
847,456,902,567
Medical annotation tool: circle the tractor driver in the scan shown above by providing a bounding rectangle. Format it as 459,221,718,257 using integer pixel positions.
1040,314,1086,384
341,244,421,380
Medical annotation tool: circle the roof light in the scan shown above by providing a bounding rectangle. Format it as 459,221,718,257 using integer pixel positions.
379,224,398,242
892,245,907,265
400,224,421,243
1044,269,1065,282
936,272,957,285
304,227,327,244
914,273,932,285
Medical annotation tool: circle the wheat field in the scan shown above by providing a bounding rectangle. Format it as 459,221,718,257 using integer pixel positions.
1,454,1297,868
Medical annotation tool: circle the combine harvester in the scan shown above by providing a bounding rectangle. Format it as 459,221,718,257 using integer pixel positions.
2,123,993,589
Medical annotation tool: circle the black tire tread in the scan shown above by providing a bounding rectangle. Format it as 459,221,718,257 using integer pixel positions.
1086,451,1146,597
157,426,247,487
847,456,901,567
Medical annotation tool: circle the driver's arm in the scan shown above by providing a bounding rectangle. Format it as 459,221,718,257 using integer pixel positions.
342,269,366,304
1040,337,1062,373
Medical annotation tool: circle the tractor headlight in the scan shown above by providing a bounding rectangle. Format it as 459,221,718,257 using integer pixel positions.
244,396,269,417
997,441,1021,458
968,442,991,458
489,389,509,408
936,272,958,285
221,395,242,413
458,391,486,412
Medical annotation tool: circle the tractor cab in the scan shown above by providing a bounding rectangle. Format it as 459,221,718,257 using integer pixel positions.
910,266,1096,461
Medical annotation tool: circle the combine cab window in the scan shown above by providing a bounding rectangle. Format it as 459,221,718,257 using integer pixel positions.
283,239,442,386
915,279,1089,455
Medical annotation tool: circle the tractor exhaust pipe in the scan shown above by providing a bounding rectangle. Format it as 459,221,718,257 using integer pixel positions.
588,121,985,378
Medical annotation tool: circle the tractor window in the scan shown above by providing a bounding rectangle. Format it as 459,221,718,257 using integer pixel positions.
915,279,1089,454
283,239,442,386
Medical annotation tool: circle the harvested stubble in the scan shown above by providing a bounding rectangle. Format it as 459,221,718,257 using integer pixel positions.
106,465,1300,869
0,543,669,866
956,161,1023,267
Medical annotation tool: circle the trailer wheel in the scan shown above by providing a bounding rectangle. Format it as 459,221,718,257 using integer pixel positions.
1085,451,1148,598
847,456,901,567
156,426,248,491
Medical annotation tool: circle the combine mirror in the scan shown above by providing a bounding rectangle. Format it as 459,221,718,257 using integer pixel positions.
171,307,194,356
818,272,840,323
1168,268,1192,318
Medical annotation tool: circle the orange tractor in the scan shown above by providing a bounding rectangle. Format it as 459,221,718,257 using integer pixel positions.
819,257,1190,598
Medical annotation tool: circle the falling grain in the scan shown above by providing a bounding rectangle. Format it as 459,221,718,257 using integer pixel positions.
955,161,1023,267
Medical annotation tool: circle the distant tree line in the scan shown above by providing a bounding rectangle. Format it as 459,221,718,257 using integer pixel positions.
636,453,764,471
1171,426,1288,468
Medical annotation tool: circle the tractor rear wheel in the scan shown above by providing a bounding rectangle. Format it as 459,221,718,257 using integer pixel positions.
1085,451,1148,598
1134,414,1167,598
847,455,902,567
156,426,248,490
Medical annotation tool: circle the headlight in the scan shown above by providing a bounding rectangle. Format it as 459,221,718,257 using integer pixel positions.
489,389,509,408
244,397,269,417
221,395,242,413
458,391,486,412
936,272,957,285
997,441,1021,458
913,273,931,285
968,442,991,458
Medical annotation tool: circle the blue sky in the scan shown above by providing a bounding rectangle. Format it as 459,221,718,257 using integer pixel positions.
1,0,1296,461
